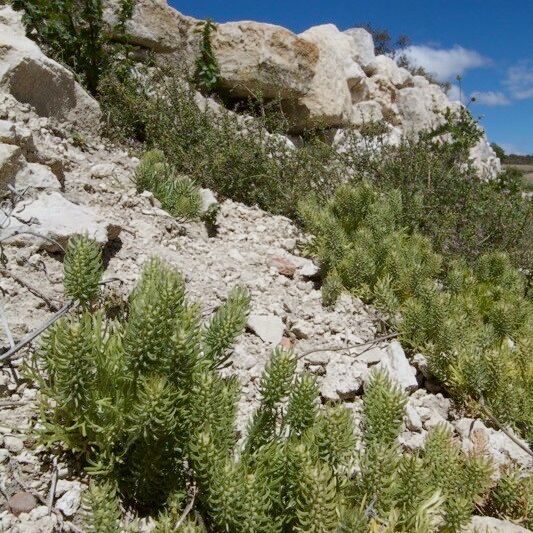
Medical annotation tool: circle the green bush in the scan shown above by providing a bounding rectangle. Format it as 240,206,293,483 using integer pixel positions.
100,66,343,218
135,150,202,222
299,182,533,443
12,0,134,95
338,115,532,270
32,253,503,531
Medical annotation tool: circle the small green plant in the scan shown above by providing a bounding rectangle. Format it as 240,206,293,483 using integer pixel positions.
63,234,103,306
83,480,122,533
483,468,533,529
135,150,202,222
12,0,134,95
193,19,221,95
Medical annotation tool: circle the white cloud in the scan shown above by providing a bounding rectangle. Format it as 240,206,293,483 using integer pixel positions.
504,61,533,100
398,45,490,81
470,91,510,106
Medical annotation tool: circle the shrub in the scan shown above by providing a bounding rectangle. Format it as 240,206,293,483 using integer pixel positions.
338,112,532,270
135,150,202,222
299,182,533,442
99,65,344,217
32,252,503,531
12,0,134,95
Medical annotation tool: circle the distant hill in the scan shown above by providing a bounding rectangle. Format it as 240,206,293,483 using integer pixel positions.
504,154,533,165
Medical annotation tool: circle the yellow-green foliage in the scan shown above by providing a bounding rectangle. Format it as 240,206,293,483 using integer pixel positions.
299,183,533,443
135,150,201,222
35,257,503,531
483,468,533,529
63,234,103,306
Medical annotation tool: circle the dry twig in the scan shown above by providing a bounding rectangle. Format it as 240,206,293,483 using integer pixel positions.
175,487,197,530
297,332,399,360
1,268,60,311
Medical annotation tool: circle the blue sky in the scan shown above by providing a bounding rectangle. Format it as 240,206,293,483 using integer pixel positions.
171,0,533,154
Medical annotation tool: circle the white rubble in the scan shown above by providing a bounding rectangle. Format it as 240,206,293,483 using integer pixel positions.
465,516,532,533
247,314,285,345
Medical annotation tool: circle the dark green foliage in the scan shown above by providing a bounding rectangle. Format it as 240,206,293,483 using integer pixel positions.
12,0,134,95
299,181,533,443
193,19,221,94
135,150,202,222
338,113,532,270
203,286,251,369
63,234,103,306
100,66,343,217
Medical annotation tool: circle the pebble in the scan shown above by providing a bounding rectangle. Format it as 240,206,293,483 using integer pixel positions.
8,492,37,516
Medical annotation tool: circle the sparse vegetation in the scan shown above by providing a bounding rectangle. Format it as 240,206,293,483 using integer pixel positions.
101,65,344,217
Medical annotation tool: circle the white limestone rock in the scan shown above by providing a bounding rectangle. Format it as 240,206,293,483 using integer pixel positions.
6,191,121,250
247,314,285,345
291,24,366,130
465,516,532,533
375,341,418,392
365,55,412,87
213,20,319,100
343,27,375,66
0,6,100,132
16,162,61,190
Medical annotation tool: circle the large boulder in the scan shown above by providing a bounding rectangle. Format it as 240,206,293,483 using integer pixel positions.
343,28,375,67
212,21,319,100
286,24,366,130
0,6,101,132
104,0,196,54
395,85,452,135
364,55,412,87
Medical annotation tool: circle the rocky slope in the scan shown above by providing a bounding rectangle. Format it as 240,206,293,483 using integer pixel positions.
105,0,501,179
0,3,530,532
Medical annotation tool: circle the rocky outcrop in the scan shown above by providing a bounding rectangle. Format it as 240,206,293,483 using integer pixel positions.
104,0,197,54
212,21,319,100
0,6,100,132
107,0,500,177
